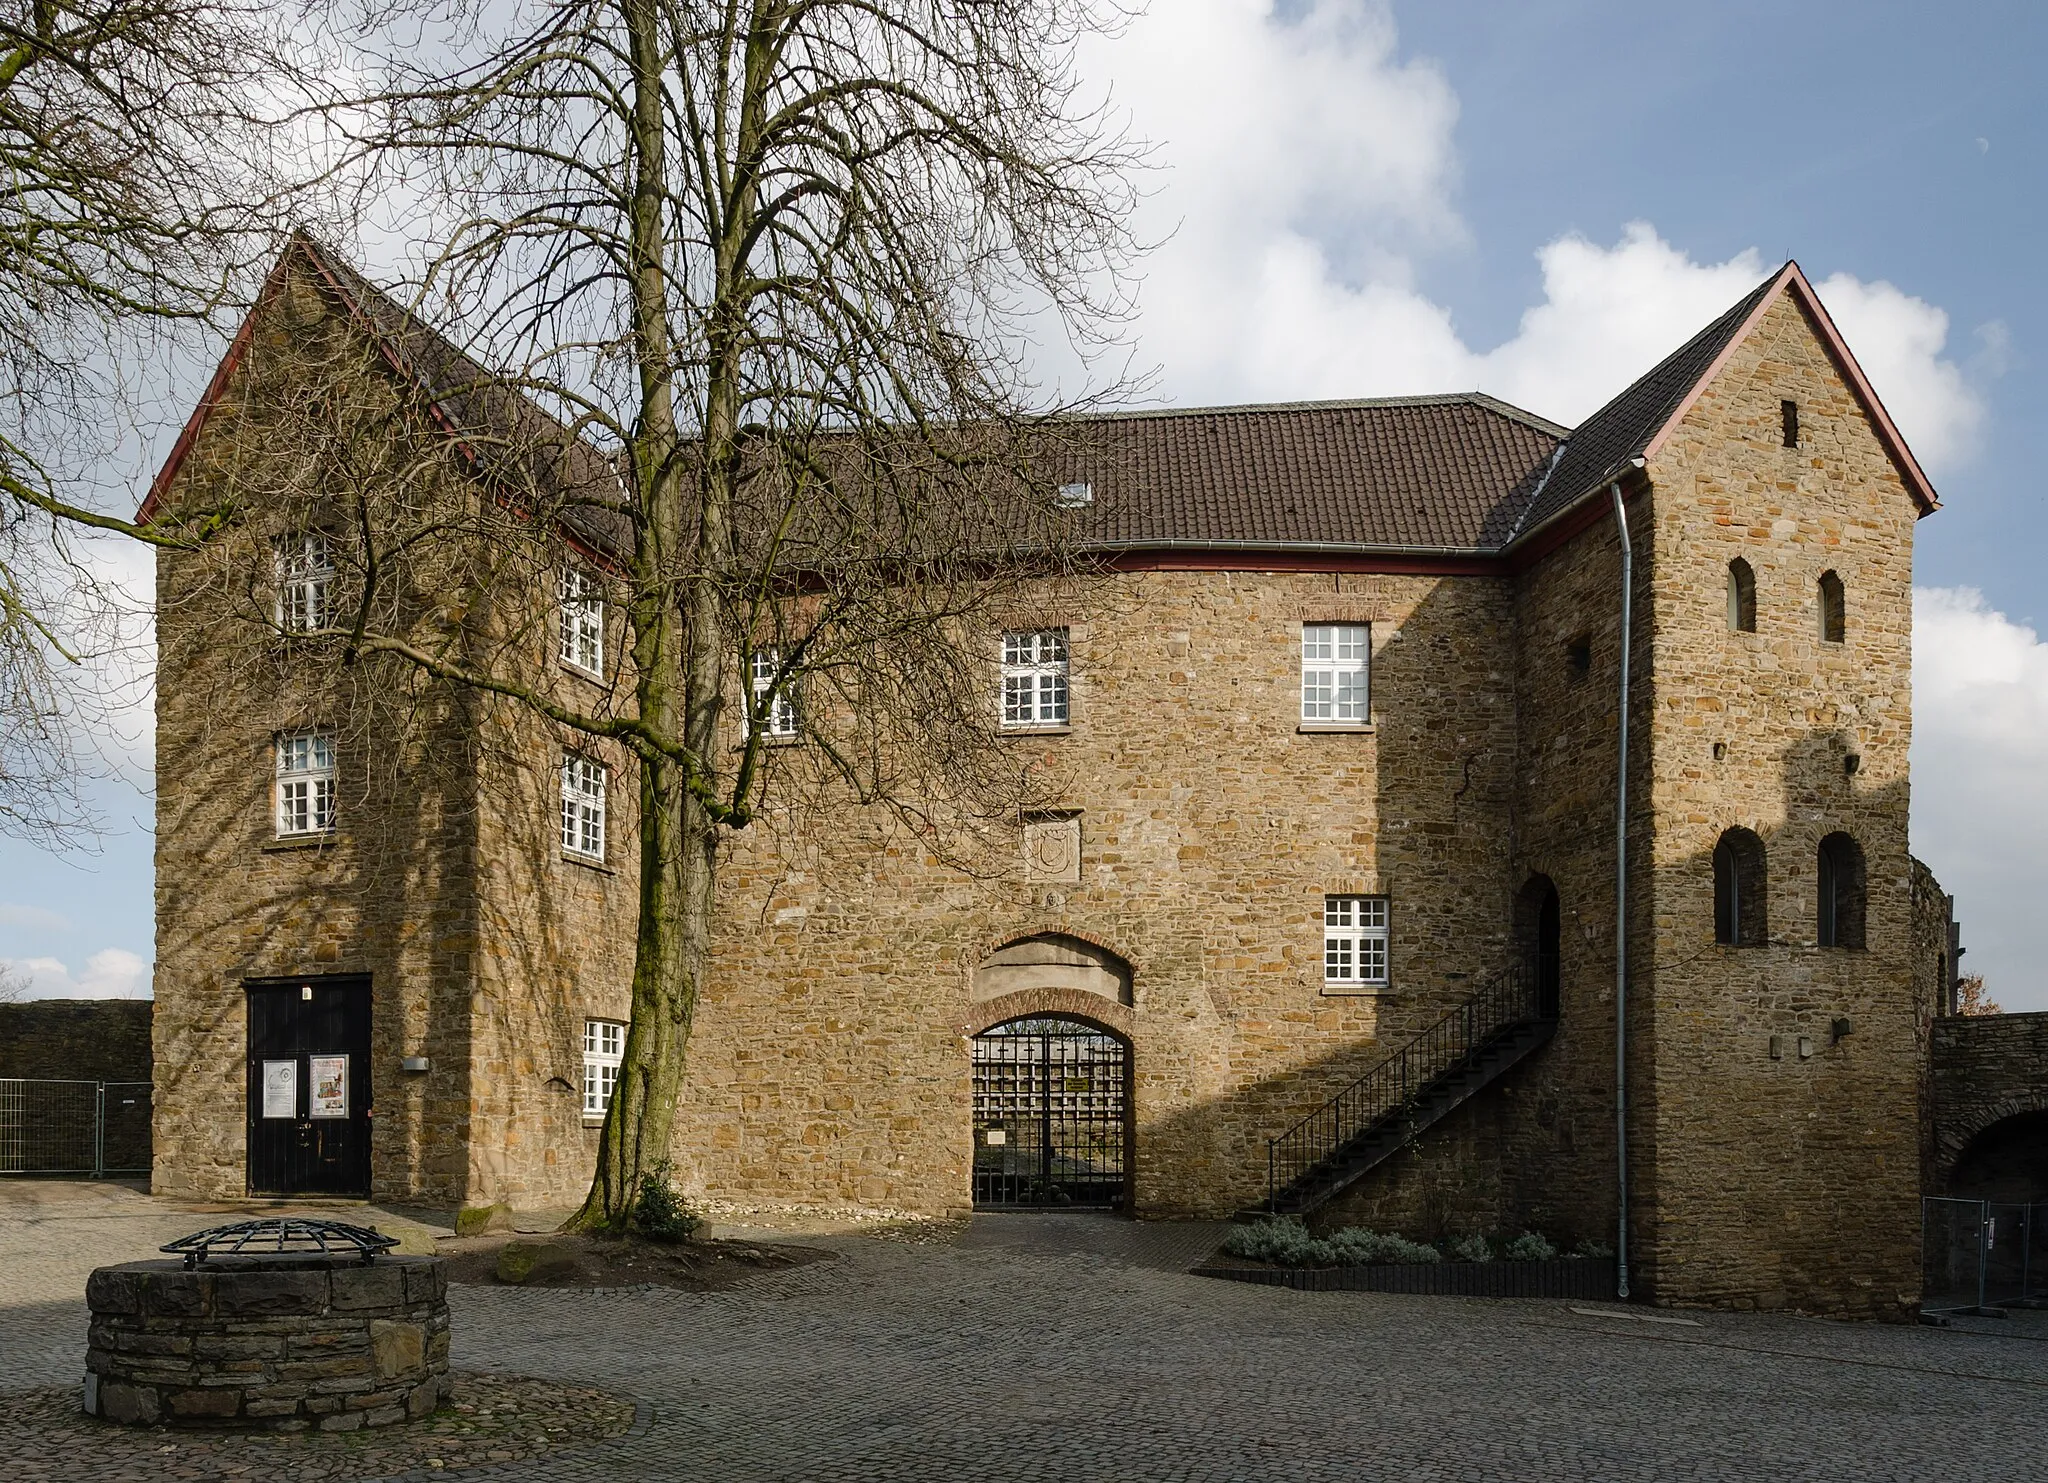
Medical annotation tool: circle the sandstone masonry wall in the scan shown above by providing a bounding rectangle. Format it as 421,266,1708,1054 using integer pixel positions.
1635,291,1924,1316
151,265,485,1204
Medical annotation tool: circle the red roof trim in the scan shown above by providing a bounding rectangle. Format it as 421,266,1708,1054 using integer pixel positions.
137,235,626,574
1639,261,1939,514
136,246,300,523
1107,548,1502,578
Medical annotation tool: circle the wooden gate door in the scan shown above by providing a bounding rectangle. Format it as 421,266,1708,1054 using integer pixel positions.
245,977,372,1197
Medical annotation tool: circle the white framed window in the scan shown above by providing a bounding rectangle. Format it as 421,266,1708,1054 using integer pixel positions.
275,731,337,837
1302,623,1370,724
1002,628,1069,728
1324,895,1390,987
582,1019,625,1120
561,754,607,859
559,568,604,675
750,647,798,739
275,532,334,633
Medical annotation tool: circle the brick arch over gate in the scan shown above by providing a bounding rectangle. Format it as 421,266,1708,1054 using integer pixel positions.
957,930,1137,1042
1929,1012,2048,1190
960,988,1135,1041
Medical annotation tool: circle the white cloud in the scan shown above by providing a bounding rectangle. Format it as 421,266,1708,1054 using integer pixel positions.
1092,3,1988,473
1811,273,1983,471
3,949,153,1000
1911,587,2048,1013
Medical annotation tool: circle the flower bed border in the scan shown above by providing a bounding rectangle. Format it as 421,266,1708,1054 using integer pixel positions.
1195,1254,1618,1299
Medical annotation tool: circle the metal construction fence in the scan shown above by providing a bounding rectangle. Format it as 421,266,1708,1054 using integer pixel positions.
1923,1196,2048,1316
0,1078,152,1178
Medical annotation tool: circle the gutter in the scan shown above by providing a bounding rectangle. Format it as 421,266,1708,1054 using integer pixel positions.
1609,479,1634,1302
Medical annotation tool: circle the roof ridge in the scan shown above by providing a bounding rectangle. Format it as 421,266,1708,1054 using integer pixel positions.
1061,390,1570,438
1500,264,1792,551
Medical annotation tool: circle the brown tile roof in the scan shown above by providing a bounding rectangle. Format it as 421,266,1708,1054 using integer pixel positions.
298,239,634,560
1044,395,1565,553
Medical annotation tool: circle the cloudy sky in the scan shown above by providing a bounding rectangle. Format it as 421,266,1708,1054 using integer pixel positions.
3,0,2044,1009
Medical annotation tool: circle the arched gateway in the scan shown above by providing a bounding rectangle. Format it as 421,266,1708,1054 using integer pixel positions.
971,1017,1129,1209
969,934,1133,1209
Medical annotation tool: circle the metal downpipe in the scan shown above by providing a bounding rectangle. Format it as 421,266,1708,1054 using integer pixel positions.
1610,479,1633,1301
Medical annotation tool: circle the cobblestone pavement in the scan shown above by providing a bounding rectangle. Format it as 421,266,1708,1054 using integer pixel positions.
6,1185,2048,1481
0,1373,640,1482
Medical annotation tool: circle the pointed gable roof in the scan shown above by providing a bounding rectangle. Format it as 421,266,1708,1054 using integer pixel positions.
140,233,630,557
1509,261,1940,546
141,243,1937,568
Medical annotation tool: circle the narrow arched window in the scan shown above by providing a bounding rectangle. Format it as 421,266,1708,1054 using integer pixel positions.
1727,558,1756,633
1713,827,1768,947
1818,571,1845,644
1818,832,1866,949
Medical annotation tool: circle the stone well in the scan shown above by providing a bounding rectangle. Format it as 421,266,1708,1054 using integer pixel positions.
83,1255,449,1431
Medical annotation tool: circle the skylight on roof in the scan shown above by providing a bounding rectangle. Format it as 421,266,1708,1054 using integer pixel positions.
1055,481,1094,509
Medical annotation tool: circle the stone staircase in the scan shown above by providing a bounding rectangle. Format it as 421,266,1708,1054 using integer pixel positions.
1257,964,1555,1218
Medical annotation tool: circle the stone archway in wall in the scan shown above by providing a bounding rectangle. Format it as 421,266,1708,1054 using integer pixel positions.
1940,1098,2048,1203
965,934,1134,1211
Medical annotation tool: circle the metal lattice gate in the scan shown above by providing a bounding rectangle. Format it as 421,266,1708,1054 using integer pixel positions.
0,1079,153,1177
972,1017,1127,1209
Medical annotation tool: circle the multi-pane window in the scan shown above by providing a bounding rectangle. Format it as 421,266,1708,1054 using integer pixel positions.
559,568,604,675
582,1019,625,1120
1002,629,1069,727
1302,623,1370,723
750,648,798,739
275,532,334,633
275,732,337,837
1324,895,1390,986
561,755,607,859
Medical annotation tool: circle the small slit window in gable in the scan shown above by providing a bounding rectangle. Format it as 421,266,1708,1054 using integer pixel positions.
1565,633,1591,677
1727,558,1756,633
1781,399,1799,449
1818,570,1846,644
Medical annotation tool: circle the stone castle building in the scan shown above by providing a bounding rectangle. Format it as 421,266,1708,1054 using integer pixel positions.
147,238,1951,1315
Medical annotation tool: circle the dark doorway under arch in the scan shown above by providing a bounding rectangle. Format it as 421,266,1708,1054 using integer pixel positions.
1515,876,1562,1020
1949,1109,2048,1204
971,1016,1129,1210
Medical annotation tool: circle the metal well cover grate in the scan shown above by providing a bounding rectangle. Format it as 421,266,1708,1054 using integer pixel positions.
160,1217,400,1267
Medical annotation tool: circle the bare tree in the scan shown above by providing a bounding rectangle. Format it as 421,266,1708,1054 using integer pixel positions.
237,0,1143,1228
0,1,315,841
0,959,29,1002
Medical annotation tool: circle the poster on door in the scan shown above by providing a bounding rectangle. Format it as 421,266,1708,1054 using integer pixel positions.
261,1060,296,1119
308,1055,349,1119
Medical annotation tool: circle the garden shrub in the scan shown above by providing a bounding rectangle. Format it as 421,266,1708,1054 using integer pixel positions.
1448,1234,1493,1264
1224,1218,1443,1267
1502,1232,1558,1262
633,1159,704,1243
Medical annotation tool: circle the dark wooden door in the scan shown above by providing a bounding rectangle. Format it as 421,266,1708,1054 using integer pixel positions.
245,977,372,1196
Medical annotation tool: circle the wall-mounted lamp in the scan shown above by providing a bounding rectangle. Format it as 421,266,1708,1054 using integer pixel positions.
1844,754,1862,776
1830,1017,1853,1043
400,1056,431,1074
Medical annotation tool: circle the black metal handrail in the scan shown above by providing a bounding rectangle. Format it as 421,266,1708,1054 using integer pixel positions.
1268,961,1545,1210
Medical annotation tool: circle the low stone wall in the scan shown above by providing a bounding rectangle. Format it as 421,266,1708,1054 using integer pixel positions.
0,1000,151,1083
84,1255,449,1431
1930,1011,2048,1191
